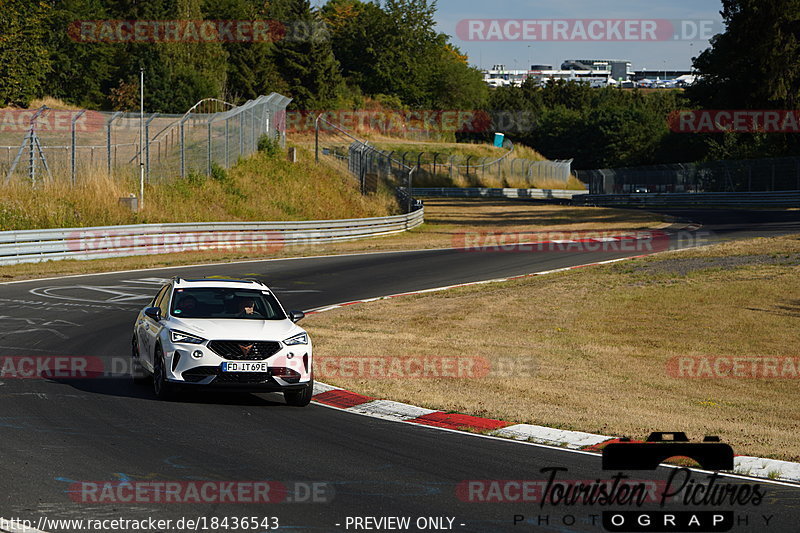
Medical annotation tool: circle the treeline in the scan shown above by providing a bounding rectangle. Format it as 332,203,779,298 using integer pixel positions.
2,0,798,169
485,82,703,170
0,0,487,113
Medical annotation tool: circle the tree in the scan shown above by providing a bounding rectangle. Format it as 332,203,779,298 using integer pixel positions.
202,0,287,103
44,0,115,108
104,0,228,112
271,0,345,109
0,0,51,107
322,0,485,109
486,81,688,169
688,0,800,110
321,0,392,93
425,42,488,110
378,0,440,106
686,0,800,159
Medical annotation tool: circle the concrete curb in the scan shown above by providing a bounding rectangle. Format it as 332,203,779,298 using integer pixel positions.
309,383,800,484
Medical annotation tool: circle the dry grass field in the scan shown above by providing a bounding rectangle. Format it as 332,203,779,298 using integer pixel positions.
0,146,396,231
305,234,800,462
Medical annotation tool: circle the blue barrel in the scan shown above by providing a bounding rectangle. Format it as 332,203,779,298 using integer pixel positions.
493,132,505,148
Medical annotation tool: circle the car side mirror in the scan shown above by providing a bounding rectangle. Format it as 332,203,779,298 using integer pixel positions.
144,307,162,321
289,310,305,323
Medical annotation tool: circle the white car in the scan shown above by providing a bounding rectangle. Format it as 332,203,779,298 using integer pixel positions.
131,277,313,406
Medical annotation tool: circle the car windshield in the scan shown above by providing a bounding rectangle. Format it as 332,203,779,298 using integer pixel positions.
170,288,286,320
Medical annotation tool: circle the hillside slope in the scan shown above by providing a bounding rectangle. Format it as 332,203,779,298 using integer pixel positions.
0,146,397,231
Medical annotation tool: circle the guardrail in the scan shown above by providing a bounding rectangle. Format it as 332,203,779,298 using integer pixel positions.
0,208,424,266
411,187,587,200
572,191,800,208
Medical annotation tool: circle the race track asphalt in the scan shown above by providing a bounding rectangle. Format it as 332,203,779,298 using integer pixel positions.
0,208,797,532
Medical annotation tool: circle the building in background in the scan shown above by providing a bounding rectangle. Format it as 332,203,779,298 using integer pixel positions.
481,59,695,89
482,59,632,88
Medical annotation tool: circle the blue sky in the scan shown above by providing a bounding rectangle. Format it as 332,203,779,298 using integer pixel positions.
314,0,725,71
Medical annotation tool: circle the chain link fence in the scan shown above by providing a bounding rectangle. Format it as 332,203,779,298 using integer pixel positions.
0,93,291,185
313,116,420,213
579,156,800,194
315,115,574,193
383,150,574,189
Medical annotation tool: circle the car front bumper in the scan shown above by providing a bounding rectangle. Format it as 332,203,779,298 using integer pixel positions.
162,340,312,391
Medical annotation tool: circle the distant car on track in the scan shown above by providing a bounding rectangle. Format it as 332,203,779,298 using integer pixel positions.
131,277,313,406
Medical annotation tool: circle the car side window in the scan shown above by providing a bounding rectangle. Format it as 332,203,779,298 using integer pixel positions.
151,285,168,307
155,285,172,317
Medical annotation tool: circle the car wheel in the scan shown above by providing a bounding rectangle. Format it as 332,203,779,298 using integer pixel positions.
153,346,177,401
130,335,150,384
284,379,314,407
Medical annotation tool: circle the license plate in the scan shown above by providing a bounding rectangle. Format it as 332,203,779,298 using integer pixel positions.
221,361,269,373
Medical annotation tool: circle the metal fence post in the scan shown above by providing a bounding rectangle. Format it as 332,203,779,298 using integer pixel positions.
145,113,157,181
179,116,188,179
315,114,322,163
407,168,415,213
29,127,35,185
207,115,213,176
261,100,269,138
239,109,244,157
251,106,256,153
106,112,121,177
224,117,229,168
70,110,86,185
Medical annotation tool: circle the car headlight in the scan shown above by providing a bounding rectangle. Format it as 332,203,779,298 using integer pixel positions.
170,330,206,344
283,333,308,346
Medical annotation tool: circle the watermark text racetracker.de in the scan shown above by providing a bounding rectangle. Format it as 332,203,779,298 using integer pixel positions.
456,19,722,41
668,356,800,379
69,480,332,504
314,355,537,380
66,229,285,256
68,19,328,43
669,110,800,133
297,110,539,134
0,356,104,379
452,230,712,254
0,355,538,380
0,109,105,133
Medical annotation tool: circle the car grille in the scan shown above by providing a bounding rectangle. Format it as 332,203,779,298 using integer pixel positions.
214,372,272,384
181,366,272,384
207,340,281,360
